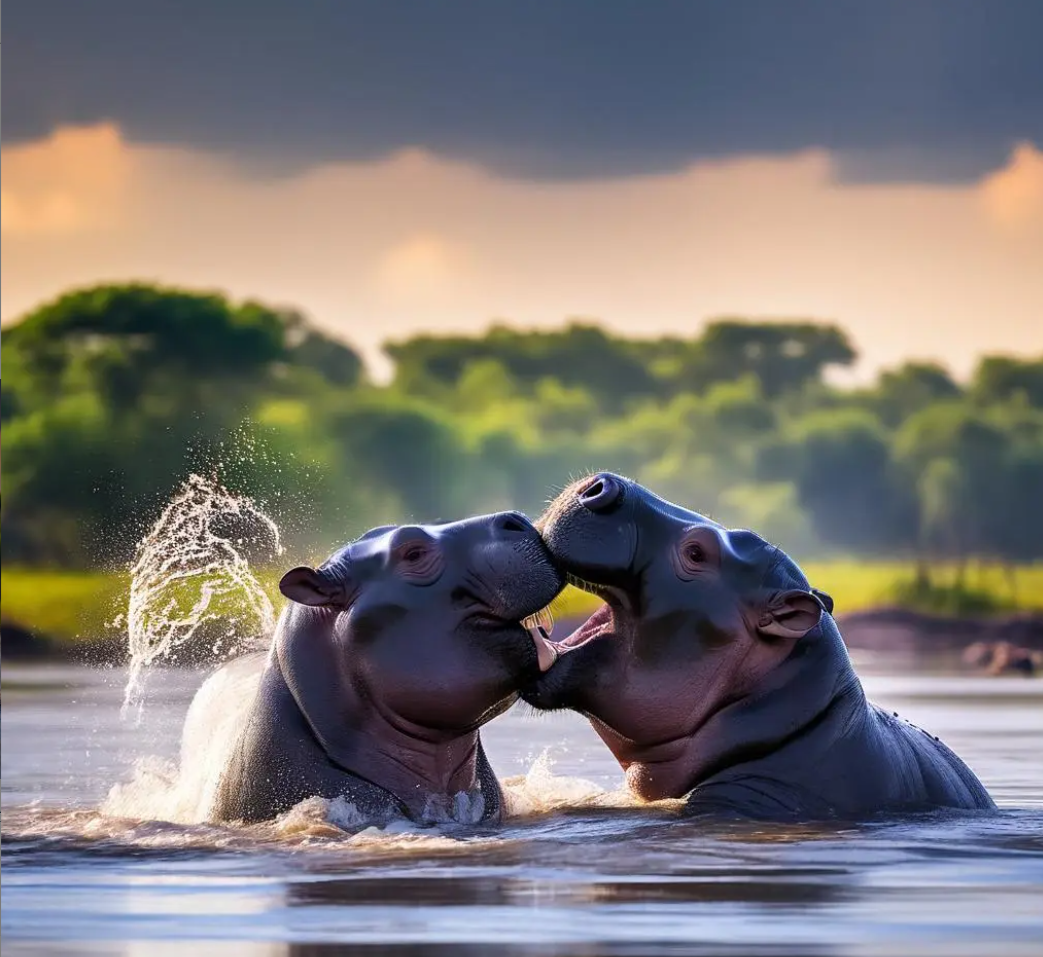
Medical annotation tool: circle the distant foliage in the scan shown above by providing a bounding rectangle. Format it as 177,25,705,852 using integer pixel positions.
2,282,1042,569
1,284,365,564
385,322,659,411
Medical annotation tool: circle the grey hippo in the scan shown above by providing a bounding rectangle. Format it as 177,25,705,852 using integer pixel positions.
203,511,561,824
523,473,995,820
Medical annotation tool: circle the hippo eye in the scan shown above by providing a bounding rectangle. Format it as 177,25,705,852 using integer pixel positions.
673,532,717,580
684,543,705,564
394,538,444,584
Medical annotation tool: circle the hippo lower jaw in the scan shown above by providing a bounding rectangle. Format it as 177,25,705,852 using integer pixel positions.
555,602,618,650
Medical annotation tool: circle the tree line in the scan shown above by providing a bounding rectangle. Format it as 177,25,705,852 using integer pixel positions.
2,283,1042,572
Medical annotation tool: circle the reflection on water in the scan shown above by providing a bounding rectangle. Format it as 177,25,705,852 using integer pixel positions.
2,664,1042,956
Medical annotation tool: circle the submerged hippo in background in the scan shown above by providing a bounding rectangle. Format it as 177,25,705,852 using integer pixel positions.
962,640,1041,676
524,473,995,820
204,511,561,824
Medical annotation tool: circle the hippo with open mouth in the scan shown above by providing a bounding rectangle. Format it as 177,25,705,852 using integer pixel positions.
523,473,995,820
207,511,562,824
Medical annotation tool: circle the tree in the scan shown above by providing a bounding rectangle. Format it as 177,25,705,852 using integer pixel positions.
3,284,285,401
386,322,658,410
871,362,962,427
0,284,341,563
669,320,857,398
972,355,1043,408
916,457,967,580
894,404,1011,570
281,310,365,387
324,394,473,521
1,395,124,564
762,409,915,553
984,438,1043,577
4,288,1041,573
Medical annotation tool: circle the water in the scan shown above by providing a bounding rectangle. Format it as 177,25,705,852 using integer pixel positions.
6,478,1042,953
122,473,282,718
3,662,1042,956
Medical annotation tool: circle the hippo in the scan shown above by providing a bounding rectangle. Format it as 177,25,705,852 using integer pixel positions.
204,511,562,824
523,473,995,820
962,640,1041,676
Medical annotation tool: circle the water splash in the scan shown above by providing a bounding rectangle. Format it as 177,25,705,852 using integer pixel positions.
122,473,283,719
501,748,617,817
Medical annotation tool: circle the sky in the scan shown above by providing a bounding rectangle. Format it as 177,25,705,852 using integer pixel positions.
3,1,1041,380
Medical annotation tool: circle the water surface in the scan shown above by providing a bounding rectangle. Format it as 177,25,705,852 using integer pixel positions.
3,663,1042,956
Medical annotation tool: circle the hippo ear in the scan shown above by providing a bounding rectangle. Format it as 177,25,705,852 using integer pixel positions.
279,566,345,606
757,589,823,640
811,588,834,615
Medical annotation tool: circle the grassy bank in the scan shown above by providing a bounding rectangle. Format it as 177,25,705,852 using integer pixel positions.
1,570,131,644
3,562,1042,646
556,560,1043,619
800,561,1043,616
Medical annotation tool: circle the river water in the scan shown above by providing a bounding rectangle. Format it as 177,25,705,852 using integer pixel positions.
2,661,1042,956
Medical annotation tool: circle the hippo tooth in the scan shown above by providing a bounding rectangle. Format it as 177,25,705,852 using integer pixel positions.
521,606,555,637
527,624,559,671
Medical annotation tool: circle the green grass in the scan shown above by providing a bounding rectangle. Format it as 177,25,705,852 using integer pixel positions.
3,561,1041,645
1,569,131,642
0,567,284,644
800,560,1043,615
550,560,1043,621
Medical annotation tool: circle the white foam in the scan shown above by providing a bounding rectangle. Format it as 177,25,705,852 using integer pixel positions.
501,748,628,816
178,653,269,822
16,743,652,858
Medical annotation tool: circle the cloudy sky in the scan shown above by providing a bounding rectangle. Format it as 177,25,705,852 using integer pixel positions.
3,1,1041,378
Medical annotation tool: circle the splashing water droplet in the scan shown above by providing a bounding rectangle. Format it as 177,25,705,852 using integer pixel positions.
121,473,284,720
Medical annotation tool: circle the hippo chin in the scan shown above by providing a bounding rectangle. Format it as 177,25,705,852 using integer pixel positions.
206,511,562,824
523,473,996,821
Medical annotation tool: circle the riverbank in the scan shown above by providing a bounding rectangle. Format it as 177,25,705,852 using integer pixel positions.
3,563,1043,663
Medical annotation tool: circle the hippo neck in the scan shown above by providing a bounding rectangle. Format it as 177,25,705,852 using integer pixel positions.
325,692,488,820
625,617,865,801
270,622,486,820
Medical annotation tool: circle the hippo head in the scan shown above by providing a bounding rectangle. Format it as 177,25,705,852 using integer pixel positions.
274,511,563,806
524,473,836,802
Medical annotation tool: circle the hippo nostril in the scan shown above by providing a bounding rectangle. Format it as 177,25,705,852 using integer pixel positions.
578,473,623,513
496,511,531,534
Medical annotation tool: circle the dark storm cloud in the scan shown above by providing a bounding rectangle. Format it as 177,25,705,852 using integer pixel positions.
4,0,1042,182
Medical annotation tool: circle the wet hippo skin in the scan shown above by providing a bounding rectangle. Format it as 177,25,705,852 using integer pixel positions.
524,473,996,820
205,512,562,824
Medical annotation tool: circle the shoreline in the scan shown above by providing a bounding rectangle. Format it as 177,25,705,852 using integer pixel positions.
4,607,1042,669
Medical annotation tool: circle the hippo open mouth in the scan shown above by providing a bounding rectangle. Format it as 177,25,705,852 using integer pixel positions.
526,601,622,662
521,606,561,671
556,602,618,650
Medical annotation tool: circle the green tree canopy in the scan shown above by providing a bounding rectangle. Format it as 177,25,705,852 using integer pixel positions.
386,321,658,410
2,284,285,400
870,362,963,426
3,282,1041,570
972,355,1043,408
669,320,857,398
762,409,915,552
894,404,1011,563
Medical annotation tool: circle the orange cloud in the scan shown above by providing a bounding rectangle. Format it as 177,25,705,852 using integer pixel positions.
979,142,1043,235
376,233,472,304
0,124,133,236
1,125,1040,381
